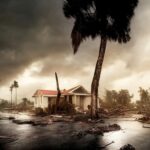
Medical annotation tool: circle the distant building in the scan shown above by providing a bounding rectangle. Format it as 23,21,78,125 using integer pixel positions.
33,85,91,111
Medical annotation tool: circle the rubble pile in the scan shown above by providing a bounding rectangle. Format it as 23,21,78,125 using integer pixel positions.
86,124,121,135
72,124,121,137
120,144,136,150
138,116,150,123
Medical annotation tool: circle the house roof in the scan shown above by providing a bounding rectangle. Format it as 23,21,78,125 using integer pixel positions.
33,85,90,97
33,89,70,97
67,85,90,94
67,85,81,92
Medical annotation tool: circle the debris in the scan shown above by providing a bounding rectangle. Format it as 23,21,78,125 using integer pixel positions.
87,124,120,135
51,115,63,118
138,116,150,123
72,131,87,139
120,144,136,150
0,116,15,120
98,141,114,149
143,124,150,128
73,114,89,122
12,118,53,126
88,119,105,123
86,127,104,135
12,119,33,125
72,124,121,138
97,124,121,132
108,124,121,130
8,116,15,120
32,121,48,126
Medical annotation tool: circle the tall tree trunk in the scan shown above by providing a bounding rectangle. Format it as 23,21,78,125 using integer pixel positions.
55,72,61,113
16,88,17,106
11,90,12,108
91,36,107,119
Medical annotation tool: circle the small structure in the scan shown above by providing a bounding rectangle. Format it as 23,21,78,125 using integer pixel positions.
33,85,91,111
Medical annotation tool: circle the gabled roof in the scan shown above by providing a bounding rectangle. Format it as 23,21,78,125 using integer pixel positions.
67,85,90,95
33,85,90,97
67,85,81,93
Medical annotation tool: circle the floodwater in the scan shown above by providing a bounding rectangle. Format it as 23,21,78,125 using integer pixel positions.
0,113,150,150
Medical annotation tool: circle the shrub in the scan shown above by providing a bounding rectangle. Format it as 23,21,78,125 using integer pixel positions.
57,100,75,114
35,107,45,116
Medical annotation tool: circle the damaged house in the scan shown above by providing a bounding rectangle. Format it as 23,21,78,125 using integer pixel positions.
33,85,91,111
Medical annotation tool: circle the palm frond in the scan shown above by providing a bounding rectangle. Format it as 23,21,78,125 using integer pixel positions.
63,0,138,51
71,27,83,54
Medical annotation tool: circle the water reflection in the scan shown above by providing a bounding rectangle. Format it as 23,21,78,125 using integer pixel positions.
102,119,150,150
0,113,150,150
15,113,32,120
0,112,32,120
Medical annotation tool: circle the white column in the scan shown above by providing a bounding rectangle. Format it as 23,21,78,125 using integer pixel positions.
74,95,77,106
41,96,43,108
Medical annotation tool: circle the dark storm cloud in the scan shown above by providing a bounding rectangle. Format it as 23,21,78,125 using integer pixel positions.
0,0,72,84
0,0,150,92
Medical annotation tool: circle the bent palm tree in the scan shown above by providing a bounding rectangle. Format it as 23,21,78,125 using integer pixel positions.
10,84,14,107
63,0,138,118
13,81,19,106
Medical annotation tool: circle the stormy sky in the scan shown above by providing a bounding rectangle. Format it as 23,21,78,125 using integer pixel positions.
0,0,150,102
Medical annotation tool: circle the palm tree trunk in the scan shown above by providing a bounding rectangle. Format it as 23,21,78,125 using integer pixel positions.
91,36,107,119
55,72,61,113
11,90,12,108
16,88,17,106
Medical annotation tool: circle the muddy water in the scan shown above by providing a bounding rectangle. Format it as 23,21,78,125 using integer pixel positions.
0,113,150,150
102,118,150,150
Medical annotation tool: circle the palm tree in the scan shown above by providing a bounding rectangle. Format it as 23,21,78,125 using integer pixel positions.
63,0,138,118
55,72,61,113
13,80,19,105
10,84,14,108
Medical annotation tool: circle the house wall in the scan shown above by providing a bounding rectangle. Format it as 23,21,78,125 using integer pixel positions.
42,97,49,108
34,96,63,109
83,96,91,110
34,96,41,108
72,95,91,111
72,95,80,107
48,97,57,105
34,95,92,111
34,96,48,108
